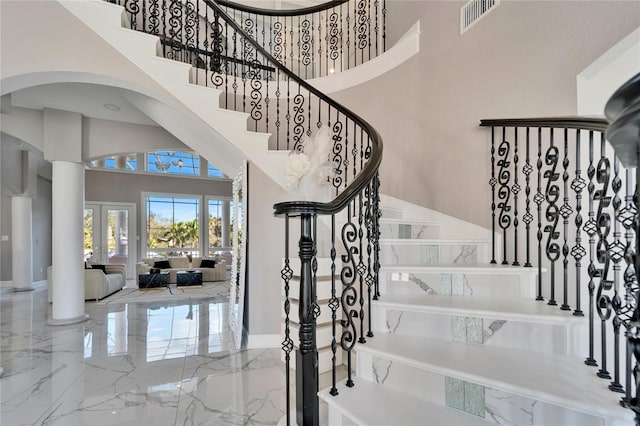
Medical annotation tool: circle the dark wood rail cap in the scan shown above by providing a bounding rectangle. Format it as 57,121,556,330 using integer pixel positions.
480,117,608,132
215,0,351,17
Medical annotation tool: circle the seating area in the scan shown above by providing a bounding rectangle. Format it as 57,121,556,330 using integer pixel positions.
136,256,227,284
47,264,126,302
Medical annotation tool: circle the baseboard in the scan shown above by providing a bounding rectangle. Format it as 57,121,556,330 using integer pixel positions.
1,280,47,289
246,333,281,349
0,280,13,288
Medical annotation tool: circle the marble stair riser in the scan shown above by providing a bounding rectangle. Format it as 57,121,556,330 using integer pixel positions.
356,352,605,426
380,272,536,299
379,222,440,240
372,309,583,355
380,243,487,266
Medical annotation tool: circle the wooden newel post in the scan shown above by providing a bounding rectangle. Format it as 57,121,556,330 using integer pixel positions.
297,214,319,426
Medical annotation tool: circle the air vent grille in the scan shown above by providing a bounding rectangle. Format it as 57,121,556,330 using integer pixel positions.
460,0,499,34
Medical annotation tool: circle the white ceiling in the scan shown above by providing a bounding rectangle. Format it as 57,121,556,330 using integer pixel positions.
10,83,157,126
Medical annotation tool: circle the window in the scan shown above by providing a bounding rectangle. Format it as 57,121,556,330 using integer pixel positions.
208,200,223,249
147,151,199,176
208,163,223,177
91,154,137,170
146,195,200,257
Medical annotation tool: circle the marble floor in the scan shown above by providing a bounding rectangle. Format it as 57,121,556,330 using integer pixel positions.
0,283,289,425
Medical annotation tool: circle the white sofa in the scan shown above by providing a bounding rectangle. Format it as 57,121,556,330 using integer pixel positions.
47,264,126,302
136,256,227,283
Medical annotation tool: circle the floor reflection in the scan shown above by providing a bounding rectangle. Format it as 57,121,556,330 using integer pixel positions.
0,285,287,426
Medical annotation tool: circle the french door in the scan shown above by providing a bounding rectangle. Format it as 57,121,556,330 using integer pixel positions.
84,203,136,279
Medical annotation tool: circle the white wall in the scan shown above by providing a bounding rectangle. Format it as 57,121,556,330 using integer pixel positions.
577,27,640,116
330,0,640,229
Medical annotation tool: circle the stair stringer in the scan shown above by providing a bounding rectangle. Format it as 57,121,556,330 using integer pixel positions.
58,0,290,188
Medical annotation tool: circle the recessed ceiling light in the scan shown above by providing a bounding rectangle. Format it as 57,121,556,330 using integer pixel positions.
103,103,120,111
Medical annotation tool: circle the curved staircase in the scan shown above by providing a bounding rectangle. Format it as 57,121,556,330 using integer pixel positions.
54,1,639,424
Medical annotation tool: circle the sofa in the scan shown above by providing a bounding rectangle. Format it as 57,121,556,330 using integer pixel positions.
47,264,126,302
136,256,227,283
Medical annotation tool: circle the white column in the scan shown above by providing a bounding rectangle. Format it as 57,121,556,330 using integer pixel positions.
11,195,33,291
222,200,231,248
49,160,88,325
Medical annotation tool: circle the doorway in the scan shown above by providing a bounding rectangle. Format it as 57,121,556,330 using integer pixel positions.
84,203,136,279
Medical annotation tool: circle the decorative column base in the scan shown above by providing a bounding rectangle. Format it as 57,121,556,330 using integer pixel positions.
47,314,90,326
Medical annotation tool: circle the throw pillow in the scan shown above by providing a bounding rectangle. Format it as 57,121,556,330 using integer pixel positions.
154,260,171,269
200,259,216,268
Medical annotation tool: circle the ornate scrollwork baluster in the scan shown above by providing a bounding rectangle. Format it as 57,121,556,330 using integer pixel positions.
185,0,197,65
490,127,497,264
292,92,305,152
373,171,382,299
534,127,545,300
513,128,520,266
301,18,312,78
595,134,613,380
167,0,183,61
523,127,534,267
357,0,368,64
365,179,374,337
147,0,160,35
619,169,638,406
571,130,587,316
124,0,140,29
544,129,560,306
560,128,573,311
341,203,359,388
357,190,367,344
609,156,625,393
585,131,598,366
497,127,512,265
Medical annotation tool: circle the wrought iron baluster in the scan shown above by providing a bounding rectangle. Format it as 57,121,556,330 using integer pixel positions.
560,128,573,311
595,134,613,380
513,127,520,266
544,128,560,306
374,0,379,56
148,0,160,35
534,127,545,300
357,189,366,344
523,127,533,267
382,0,386,51
497,127,512,265
280,215,294,426
329,214,339,396
609,156,624,393
373,171,381,299
489,128,497,264
341,203,359,388
365,177,374,338
571,130,586,316
620,169,638,406
585,130,598,366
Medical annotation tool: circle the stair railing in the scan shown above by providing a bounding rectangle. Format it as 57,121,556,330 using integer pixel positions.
106,1,383,425
215,0,387,79
480,73,639,421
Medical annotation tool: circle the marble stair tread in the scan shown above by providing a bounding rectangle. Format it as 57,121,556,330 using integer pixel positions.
319,379,492,426
381,263,543,274
375,294,581,325
380,238,488,245
356,334,632,422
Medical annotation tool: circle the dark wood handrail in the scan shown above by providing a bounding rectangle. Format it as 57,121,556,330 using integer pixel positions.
480,117,608,132
203,0,383,217
215,0,351,17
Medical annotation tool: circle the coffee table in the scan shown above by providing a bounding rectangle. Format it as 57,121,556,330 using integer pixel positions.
139,271,169,289
176,270,203,287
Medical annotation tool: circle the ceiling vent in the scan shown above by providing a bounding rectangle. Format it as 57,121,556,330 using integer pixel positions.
460,0,499,34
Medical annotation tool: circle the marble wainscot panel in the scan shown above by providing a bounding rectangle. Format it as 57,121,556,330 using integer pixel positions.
379,222,439,240
383,272,527,298
380,243,481,266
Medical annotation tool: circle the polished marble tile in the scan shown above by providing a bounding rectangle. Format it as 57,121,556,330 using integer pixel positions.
0,285,290,426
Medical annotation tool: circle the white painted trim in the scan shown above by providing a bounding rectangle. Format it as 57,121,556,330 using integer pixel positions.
246,333,281,349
